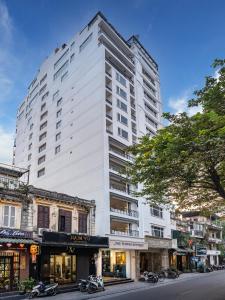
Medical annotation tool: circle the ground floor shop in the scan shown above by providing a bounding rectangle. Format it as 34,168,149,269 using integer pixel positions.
37,231,108,284
0,228,35,292
207,250,221,266
169,248,194,271
97,237,147,280
139,236,171,274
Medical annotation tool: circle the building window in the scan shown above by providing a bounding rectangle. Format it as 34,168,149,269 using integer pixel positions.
151,225,164,238
38,155,46,165
56,109,62,118
37,168,45,177
116,72,126,87
40,121,47,130
40,73,47,85
116,86,127,100
61,71,68,82
30,123,34,130
150,206,163,218
28,143,32,150
58,209,72,233
39,84,47,95
54,49,69,69
117,99,127,112
78,212,88,233
3,206,15,228
29,133,33,140
57,98,62,107
79,33,93,52
53,90,59,101
70,53,75,62
56,120,61,129
53,60,69,80
70,41,75,50
42,91,49,102
37,205,49,228
56,132,61,141
39,143,46,153
145,115,158,129
41,103,46,111
39,131,47,141
118,127,128,140
40,111,48,121
55,145,61,154
28,153,32,161
117,113,128,126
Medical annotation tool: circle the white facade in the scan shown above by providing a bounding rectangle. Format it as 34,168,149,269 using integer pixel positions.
14,12,174,278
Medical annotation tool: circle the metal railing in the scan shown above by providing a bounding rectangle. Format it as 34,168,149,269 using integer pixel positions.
110,207,139,218
0,176,27,191
111,229,139,237
110,183,137,195
109,147,134,162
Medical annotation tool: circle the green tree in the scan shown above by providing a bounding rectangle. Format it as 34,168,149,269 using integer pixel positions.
128,60,225,213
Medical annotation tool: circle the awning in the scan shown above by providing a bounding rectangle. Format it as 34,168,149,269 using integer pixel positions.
0,238,37,244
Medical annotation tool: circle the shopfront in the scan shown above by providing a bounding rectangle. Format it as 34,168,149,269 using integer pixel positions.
0,228,34,292
38,232,108,284
100,238,147,280
140,236,171,274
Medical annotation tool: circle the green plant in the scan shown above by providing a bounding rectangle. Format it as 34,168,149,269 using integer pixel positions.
18,278,35,293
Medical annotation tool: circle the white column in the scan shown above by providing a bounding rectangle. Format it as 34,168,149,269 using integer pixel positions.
96,250,102,276
126,251,131,278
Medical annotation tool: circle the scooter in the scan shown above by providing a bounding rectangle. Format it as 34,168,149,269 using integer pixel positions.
86,275,105,294
139,271,158,283
28,282,58,298
78,279,89,292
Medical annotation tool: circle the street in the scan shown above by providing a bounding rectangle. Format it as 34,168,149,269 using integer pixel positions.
39,271,225,300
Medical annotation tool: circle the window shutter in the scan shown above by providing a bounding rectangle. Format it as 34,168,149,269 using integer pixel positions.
78,212,88,233
58,209,72,233
38,205,49,228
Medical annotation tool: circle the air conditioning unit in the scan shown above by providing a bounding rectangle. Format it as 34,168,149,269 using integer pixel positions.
38,228,51,236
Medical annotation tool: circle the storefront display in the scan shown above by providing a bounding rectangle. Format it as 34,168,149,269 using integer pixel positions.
39,231,108,283
102,250,126,278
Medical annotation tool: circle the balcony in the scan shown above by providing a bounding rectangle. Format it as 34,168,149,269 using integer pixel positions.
110,207,139,218
111,229,139,237
191,230,204,238
208,237,222,244
109,163,126,176
0,176,27,191
109,145,134,163
109,182,137,198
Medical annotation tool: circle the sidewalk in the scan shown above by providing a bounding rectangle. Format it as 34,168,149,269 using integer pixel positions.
31,272,211,300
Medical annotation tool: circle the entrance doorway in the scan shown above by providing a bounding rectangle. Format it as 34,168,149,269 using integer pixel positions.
50,254,76,284
0,253,20,291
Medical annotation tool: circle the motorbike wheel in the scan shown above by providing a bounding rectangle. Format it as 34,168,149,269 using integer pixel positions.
139,278,145,282
87,284,96,294
79,286,87,292
28,292,37,299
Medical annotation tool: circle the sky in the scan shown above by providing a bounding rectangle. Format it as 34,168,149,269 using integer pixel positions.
0,0,225,163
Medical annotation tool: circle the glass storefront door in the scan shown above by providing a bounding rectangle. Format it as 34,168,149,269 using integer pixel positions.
50,255,76,284
0,253,20,291
102,251,126,279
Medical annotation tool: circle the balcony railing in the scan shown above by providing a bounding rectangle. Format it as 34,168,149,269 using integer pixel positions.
106,99,112,105
111,229,139,237
110,183,137,196
192,230,204,237
0,176,27,191
106,114,113,120
110,207,139,218
106,85,112,91
106,127,113,134
109,147,134,162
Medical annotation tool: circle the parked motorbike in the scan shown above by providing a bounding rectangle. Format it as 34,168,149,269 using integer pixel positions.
28,282,58,298
166,268,179,279
78,279,89,292
139,271,159,283
86,275,105,294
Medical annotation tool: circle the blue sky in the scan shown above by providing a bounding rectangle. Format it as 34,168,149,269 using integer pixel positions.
0,0,225,163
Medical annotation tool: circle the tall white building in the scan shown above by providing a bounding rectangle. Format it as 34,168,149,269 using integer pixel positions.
14,12,175,279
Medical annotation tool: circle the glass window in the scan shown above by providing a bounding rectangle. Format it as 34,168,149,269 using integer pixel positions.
40,121,47,130
56,132,61,141
116,86,127,100
56,120,61,129
61,71,68,82
151,225,164,238
50,255,76,284
53,90,59,101
3,206,15,227
40,111,48,121
55,145,61,154
39,143,46,153
150,206,163,218
54,61,69,80
56,109,62,118
39,131,47,141
116,73,126,87
37,168,45,177
79,33,93,52
54,49,69,69
118,127,128,140
117,99,127,112
57,98,62,107
38,155,46,165
117,113,128,126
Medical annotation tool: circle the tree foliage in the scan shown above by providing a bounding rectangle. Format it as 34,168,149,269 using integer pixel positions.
128,60,225,213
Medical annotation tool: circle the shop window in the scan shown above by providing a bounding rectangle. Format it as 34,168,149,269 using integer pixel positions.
37,205,49,228
0,253,20,291
78,212,87,233
58,209,72,233
50,254,76,284
3,206,15,228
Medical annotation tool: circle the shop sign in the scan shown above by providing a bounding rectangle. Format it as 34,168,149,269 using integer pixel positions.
146,237,172,249
0,228,32,239
196,245,207,256
206,250,221,256
30,245,40,255
42,232,109,248
110,240,148,250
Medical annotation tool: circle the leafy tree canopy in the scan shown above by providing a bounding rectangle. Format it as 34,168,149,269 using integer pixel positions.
128,60,225,213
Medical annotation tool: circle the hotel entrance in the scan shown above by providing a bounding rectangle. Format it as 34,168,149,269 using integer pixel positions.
102,250,127,278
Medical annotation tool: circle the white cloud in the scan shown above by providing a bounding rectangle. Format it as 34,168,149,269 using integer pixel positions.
168,89,202,116
0,125,14,164
0,0,12,43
